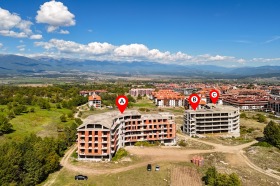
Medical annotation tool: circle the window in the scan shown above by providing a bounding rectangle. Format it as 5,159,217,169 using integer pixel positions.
94,149,98,153
95,131,98,135
89,149,92,153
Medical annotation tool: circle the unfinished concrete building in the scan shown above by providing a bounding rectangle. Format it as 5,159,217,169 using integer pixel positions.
183,104,240,137
77,110,176,161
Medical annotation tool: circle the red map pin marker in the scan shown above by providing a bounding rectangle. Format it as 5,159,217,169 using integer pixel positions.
116,95,128,113
210,89,219,104
189,94,200,110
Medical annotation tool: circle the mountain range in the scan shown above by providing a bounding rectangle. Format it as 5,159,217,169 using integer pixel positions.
0,54,280,78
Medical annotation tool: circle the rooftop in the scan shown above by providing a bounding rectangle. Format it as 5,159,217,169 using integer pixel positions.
79,110,173,129
186,104,238,113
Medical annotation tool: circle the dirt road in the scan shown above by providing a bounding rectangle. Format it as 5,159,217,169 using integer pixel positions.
43,106,280,185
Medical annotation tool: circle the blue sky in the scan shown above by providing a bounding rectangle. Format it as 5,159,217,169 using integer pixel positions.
0,0,280,67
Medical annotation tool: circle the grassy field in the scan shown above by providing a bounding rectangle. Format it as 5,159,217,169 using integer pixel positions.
132,98,157,108
245,146,280,173
0,105,74,143
41,162,205,186
45,163,172,186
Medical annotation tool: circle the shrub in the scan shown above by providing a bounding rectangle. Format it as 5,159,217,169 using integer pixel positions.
240,112,247,118
252,141,272,147
203,167,241,186
29,107,35,113
135,141,153,146
264,120,280,149
178,140,187,147
60,114,67,122
112,148,128,161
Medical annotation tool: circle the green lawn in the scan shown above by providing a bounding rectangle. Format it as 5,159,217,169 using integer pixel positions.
0,106,74,143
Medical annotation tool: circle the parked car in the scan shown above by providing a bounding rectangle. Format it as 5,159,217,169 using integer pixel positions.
147,164,152,171
75,175,88,180
155,165,160,171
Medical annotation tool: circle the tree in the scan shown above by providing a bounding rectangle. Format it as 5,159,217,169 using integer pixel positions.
67,112,74,119
60,114,67,122
264,120,280,149
257,114,267,123
56,103,61,109
29,107,35,113
204,167,217,186
75,118,83,125
240,112,247,119
127,95,136,103
137,94,142,100
0,114,13,135
203,167,241,186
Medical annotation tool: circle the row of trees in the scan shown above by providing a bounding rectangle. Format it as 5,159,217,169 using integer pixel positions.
203,167,241,186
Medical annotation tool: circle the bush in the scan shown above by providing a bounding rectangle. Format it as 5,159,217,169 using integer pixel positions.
60,114,67,122
203,167,241,186
56,103,61,109
138,108,150,112
112,148,128,161
240,112,247,119
257,114,267,123
29,107,35,113
135,141,154,146
67,112,74,119
0,114,13,134
252,141,272,147
178,140,187,147
78,111,82,117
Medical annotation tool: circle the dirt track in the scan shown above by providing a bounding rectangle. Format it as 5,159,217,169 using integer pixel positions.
57,133,280,181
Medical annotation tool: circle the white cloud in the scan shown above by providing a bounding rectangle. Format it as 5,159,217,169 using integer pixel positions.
0,43,3,48
251,58,280,62
35,39,115,56
264,36,280,44
0,7,42,39
0,30,28,38
30,34,43,40
17,45,25,52
59,29,69,34
36,0,75,33
114,44,149,57
34,39,245,65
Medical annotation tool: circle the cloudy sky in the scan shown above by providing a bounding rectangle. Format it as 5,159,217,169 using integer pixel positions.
0,0,280,67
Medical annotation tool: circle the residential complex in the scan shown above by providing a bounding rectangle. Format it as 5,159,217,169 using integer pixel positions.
129,88,155,97
77,110,176,161
222,89,269,110
183,104,240,137
150,89,185,107
88,94,102,108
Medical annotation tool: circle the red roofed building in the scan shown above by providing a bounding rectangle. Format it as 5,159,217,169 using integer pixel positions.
151,90,185,107
88,95,102,108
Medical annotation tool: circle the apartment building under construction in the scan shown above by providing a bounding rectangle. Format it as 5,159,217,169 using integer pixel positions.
183,104,240,137
77,110,176,161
